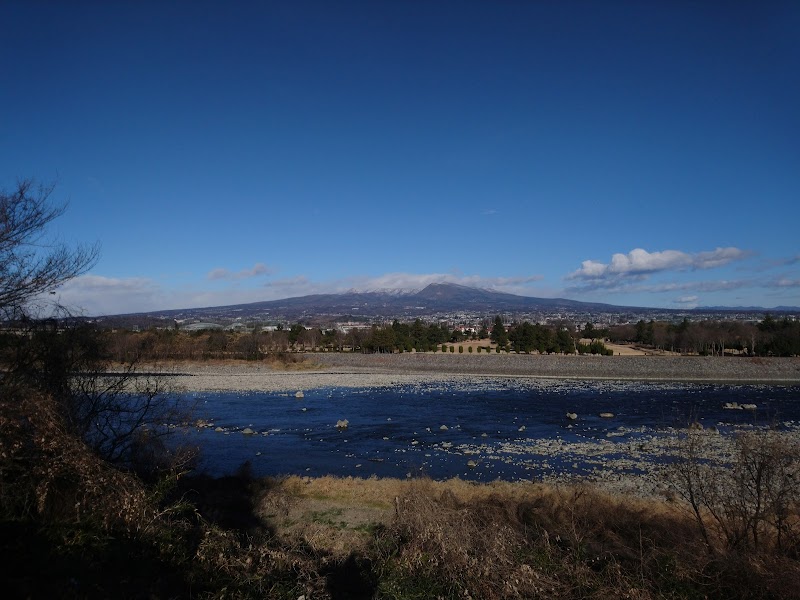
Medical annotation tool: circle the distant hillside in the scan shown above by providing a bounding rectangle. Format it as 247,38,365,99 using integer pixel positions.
408,283,618,312
93,283,799,328
698,305,800,312
96,283,647,326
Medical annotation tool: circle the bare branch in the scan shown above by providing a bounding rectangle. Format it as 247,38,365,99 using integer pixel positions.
0,179,99,317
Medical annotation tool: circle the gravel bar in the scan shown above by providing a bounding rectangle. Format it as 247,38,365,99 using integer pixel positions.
157,353,800,393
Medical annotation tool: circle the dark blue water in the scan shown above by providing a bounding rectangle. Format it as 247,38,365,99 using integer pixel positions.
173,380,800,481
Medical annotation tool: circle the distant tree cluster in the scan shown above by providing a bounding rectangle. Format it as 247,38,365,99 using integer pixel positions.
363,320,458,353
508,321,575,354
576,340,614,356
107,326,334,362
606,315,800,356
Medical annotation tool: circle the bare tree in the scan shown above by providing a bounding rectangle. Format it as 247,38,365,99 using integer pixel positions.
0,179,98,318
0,180,190,476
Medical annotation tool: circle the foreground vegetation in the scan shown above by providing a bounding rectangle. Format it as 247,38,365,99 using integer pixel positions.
3,429,799,599
2,181,799,598
3,320,798,598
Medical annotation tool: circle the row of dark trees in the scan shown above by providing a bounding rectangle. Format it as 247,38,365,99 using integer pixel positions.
106,321,465,361
78,312,800,363
606,316,800,356
507,320,576,354
100,316,599,362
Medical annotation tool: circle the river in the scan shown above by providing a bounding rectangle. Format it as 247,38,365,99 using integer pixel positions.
176,379,800,484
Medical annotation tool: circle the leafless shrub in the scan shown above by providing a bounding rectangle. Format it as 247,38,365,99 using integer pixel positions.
667,429,800,556
2,317,196,475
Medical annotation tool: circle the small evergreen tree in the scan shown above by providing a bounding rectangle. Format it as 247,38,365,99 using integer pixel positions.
490,316,508,347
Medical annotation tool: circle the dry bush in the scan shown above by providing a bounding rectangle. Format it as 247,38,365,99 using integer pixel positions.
0,388,152,530
0,390,322,598
192,523,327,599
387,478,561,598
668,429,800,556
381,478,726,599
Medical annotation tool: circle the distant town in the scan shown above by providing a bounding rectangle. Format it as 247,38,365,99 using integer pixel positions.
92,283,799,334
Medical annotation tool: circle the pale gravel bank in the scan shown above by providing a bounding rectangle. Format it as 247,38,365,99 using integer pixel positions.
159,353,800,393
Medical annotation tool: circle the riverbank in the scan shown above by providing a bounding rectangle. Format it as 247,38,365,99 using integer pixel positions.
154,353,800,392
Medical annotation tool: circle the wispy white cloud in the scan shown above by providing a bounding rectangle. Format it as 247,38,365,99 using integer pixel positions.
567,247,750,281
567,278,752,296
56,271,548,316
207,262,273,281
763,255,800,269
51,267,800,317
258,272,546,298
768,277,800,288
55,275,279,316
637,280,749,294
342,272,544,294
55,275,166,315
673,295,699,308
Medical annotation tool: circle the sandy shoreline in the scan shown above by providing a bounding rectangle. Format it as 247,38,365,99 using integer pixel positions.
153,353,800,392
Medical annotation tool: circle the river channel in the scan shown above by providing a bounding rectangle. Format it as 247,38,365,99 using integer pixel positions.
177,379,800,484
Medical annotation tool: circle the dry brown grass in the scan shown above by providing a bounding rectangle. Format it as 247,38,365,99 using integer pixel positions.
248,476,713,598
0,388,153,530
369,474,800,599
258,475,399,557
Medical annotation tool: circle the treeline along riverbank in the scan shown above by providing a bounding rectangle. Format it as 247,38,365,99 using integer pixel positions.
101,313,800,362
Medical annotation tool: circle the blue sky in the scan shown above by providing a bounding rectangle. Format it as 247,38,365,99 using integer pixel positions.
2,1,799,315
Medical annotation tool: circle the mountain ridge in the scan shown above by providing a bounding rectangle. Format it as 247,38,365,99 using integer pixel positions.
100,283,637,323
95,283,799,325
